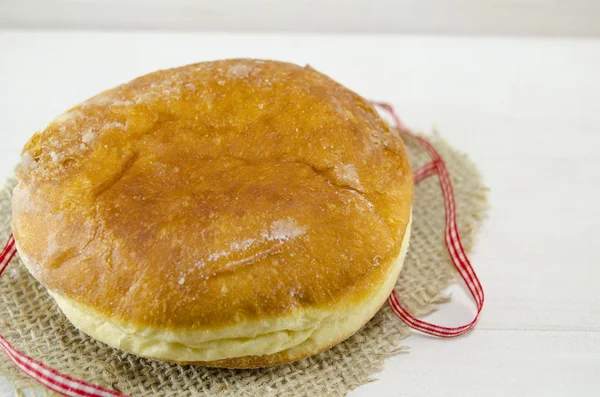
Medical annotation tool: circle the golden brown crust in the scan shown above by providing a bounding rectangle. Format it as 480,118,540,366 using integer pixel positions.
12,59,413,333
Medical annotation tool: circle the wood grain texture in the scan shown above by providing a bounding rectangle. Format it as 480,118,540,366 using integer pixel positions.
0,31,599,395
1,0,600,36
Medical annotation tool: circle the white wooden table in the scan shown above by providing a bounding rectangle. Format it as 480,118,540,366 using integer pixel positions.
1,31,599,397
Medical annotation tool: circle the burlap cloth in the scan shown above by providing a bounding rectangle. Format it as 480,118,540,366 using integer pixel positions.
0,132,487,396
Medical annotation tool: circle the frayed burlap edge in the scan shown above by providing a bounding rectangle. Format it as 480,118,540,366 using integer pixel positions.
0,132,488,397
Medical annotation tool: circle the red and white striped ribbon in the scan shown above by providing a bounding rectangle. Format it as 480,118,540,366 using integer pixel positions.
0,234,15,276
1,236,127,396
0,334,125,397
0,102,484,395
373,101,485,337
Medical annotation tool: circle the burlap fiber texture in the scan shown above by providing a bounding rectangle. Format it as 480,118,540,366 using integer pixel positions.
0,132,488,396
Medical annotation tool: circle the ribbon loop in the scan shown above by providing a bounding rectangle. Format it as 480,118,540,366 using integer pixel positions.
373,101,485,338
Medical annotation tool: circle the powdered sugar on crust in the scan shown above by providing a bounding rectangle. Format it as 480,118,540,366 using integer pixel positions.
192,218,306,279
41,218,65,265
229,238,255,252
226,64,253,79
81,131,97,144
194,260,205,269
207,251,228,262
19,152,37,173
334,164,363,190
102,122,125,131
43,238,61,264
12,183,35,214
205,219,304,265
49,151,61,163
263,218,307,242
